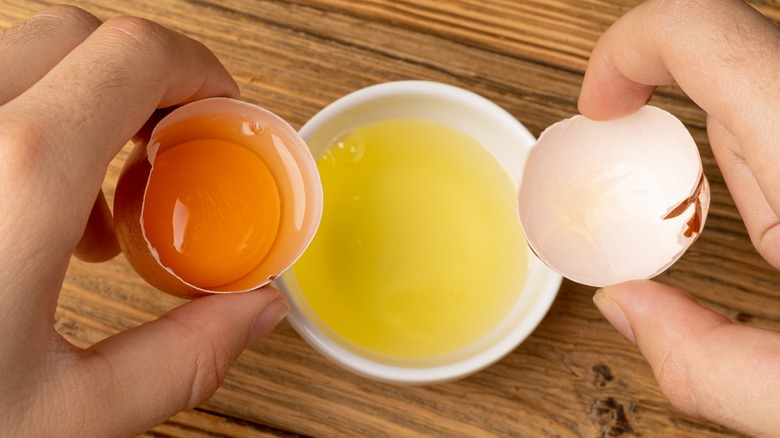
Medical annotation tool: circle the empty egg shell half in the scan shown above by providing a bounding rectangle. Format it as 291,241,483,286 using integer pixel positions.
517,105,710,287
114,97,323,299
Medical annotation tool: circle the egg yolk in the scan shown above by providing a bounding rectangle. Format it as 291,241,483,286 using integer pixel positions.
142,139,281,289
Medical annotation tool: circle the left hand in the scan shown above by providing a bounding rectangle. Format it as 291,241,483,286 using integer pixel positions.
0,6,288,437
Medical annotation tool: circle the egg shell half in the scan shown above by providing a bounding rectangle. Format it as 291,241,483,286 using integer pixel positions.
517,106,710,287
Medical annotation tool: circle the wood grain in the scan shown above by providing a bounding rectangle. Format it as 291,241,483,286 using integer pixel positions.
2,1,779,437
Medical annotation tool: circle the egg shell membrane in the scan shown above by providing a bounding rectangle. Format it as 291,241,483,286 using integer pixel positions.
115,98,322,298
517,106,710,287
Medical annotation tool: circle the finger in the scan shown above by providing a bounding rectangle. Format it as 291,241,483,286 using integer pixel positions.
0,5,102,104
577,2,670,120
594,281,780,437
579,0,780,126
707,116,780,268
65,288,288,437
73,190,120,263
577,3,665,120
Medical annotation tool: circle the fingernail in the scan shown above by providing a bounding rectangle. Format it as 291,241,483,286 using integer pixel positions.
593,289,637,345
247,298,289,347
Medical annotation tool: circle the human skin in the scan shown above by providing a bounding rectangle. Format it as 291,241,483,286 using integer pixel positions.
0,5,288,437
579,1,780,436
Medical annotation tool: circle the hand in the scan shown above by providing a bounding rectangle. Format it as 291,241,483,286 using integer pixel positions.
579,1,780,436
0,5,288,437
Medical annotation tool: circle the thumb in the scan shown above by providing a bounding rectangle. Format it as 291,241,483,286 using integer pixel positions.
74,287,288,437
593,280,780,438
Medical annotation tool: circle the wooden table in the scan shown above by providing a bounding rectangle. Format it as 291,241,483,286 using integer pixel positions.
3,1,780,436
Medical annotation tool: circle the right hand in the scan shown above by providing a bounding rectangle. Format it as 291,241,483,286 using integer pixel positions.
579,1,780,436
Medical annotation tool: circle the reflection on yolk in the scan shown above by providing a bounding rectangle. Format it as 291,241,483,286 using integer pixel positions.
142,139,281,289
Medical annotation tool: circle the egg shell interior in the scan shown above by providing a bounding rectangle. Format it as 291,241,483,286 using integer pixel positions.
518,106,710,287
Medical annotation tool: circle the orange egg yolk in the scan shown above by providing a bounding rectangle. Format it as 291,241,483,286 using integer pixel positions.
142,139,281,289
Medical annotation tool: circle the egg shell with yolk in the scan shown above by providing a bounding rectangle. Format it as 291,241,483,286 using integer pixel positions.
114,98,323,299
